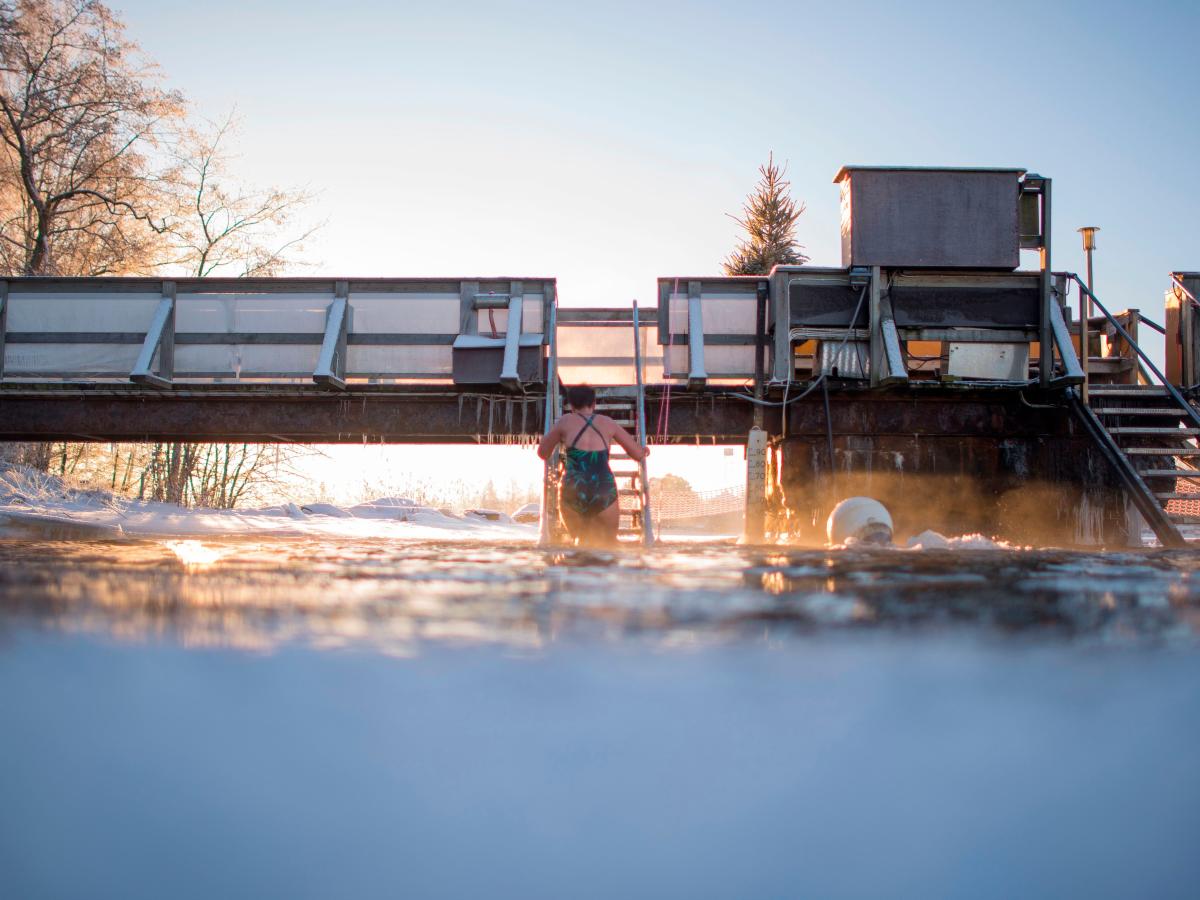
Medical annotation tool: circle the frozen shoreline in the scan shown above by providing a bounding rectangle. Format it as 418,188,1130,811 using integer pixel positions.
0,464,536,541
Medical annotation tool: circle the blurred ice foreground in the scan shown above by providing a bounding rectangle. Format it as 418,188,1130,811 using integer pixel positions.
2,534,1200,898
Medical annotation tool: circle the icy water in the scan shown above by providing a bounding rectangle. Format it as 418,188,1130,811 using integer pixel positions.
2,539,1200,898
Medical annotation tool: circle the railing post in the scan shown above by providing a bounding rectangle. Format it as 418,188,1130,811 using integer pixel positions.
0,280,7,379
1039,178,1053,388
131,281,176,389
687,280,707,389
538,299,560,546
632,300,655,546
499,281,523,392
159,280,176,381
1079,276,1089,402
868,266,882,387
743,426,767,544
313,281,349,390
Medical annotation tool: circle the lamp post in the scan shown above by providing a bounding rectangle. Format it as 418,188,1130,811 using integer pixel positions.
1077,226,1099,402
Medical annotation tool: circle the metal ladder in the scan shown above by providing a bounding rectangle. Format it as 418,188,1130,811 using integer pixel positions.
606,302,655,546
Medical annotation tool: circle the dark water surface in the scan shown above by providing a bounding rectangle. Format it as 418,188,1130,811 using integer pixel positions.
2,539,1199,898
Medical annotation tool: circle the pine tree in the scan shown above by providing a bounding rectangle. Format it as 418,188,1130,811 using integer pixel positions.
723,153,809,276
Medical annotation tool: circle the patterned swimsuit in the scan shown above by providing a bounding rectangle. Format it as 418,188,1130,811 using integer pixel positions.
560,414,618,518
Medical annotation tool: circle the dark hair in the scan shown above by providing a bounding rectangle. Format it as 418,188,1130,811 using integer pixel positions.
566,385,596,410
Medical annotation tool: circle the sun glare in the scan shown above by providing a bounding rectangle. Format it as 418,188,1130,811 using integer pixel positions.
165,541,227,568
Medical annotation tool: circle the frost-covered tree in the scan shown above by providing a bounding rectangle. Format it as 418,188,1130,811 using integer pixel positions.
723,153,809,276
0,0,183,276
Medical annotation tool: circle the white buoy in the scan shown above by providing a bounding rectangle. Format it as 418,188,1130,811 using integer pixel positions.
827,497,894,546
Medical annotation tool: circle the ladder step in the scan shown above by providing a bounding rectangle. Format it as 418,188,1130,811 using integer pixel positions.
1168,514,1200,524
1104,434,1200,441
1139,469,1200,479
1155,492,1200,500
1094,408,1186,416
1126,448,1200,455
618,489,642,498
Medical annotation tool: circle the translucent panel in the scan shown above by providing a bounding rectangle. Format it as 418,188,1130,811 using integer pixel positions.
470,295,546,339
8,294,160,332
175,294,327,334
557,324,661,386
4,343,139,374
664,345,688,377
347,346,453,376
348,294,459,333
663,345,754,379
174,344,321,377
522,293,544,334
702,346,755,375
664,292,756,334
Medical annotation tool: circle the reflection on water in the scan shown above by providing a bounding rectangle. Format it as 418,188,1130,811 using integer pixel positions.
2,539,1200,652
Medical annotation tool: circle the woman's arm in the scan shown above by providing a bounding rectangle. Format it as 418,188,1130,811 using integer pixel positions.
537,420,562,460
611,424,649,462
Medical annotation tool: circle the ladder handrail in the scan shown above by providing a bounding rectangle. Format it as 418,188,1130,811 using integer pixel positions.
632,301,656,547
1069,274,1200,431
538,301,559,545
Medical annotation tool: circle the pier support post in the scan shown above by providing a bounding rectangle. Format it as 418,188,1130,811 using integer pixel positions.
743,426,768,544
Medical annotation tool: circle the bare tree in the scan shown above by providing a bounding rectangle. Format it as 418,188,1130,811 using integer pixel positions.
131,112,321,507
0,0,183,276
723,153,809,276
163,111,319,277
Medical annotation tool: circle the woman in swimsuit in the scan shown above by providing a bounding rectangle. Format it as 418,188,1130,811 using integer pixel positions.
537,384,649,546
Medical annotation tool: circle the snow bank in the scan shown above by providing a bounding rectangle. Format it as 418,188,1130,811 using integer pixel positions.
0,463,536,542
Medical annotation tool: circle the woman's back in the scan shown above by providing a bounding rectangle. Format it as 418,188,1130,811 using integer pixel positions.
562,412,614,452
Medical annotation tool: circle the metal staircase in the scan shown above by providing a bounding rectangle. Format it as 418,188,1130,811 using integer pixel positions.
1067,274,1200,548
1073,385,1195,547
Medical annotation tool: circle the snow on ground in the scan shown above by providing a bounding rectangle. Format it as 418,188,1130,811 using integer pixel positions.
0,464,536,542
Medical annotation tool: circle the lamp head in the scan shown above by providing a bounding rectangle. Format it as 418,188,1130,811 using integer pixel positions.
1078,226,1100,252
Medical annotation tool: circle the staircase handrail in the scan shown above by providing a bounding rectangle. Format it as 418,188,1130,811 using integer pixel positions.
632,301,656,547
1170,273,1199,308
1069,273,1200,432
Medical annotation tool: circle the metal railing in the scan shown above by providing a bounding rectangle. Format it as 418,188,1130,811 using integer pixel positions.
0,276,554,388
1070,274,1200,432
538,300,561,545
632,300,655,546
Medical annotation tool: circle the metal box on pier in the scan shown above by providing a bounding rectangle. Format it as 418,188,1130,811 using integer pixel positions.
835,166,1024,269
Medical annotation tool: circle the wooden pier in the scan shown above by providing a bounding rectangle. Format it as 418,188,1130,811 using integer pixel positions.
1,169,1197,547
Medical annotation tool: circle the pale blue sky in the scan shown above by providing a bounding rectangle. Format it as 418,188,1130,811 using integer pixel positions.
118,0,1199,314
